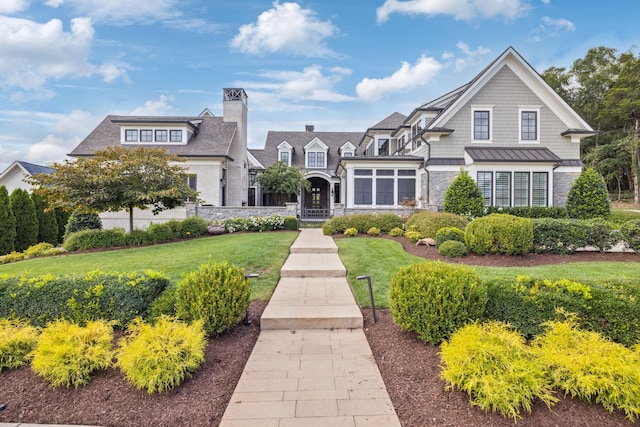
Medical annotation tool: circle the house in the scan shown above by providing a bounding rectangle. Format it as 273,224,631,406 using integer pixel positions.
69,88,249,229
249,126,363,219
335,46,595,212
0,161,55,193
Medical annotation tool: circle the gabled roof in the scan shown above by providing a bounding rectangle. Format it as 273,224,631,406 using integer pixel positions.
370,112,407,130
252,130,364,170
70,114,237,158
0,161,55,183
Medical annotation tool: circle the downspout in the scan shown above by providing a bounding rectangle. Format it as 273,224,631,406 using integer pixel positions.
419,134,431,206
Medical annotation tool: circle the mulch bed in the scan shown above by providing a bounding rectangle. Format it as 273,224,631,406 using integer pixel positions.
1,238,638,426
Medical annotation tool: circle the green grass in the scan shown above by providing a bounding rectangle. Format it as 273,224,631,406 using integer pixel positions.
336,237,640,308
0,232,298,300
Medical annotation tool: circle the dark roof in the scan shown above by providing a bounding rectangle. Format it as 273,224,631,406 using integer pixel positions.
465,146,561,163
561,129,598,136
426,158,465,166
70,115,236,158
17,161,55,175
340,156,423,162
369,112,407,130
556,159,584,167
253,130,364,170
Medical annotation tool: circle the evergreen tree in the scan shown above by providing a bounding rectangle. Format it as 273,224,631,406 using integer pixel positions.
32,192,58,245
443,171,485,218
566,167,611,219
10,188,38,251
55,208,70,244
0,186,16,255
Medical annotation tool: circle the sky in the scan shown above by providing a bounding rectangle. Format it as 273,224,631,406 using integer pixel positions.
1,0,639,171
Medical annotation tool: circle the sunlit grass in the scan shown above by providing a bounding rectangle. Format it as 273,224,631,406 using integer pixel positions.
0,232,298,300
336,237,640,308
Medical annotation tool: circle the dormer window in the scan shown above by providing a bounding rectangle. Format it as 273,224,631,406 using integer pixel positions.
125,129,138,142
140,129,153,142
277,141,293,166
377,138,389,156
115,119,196,145
308,152,325,168
155,130,167,142
170,130,183,142
340,141,356,158
280,151,289,164
304,138,329,169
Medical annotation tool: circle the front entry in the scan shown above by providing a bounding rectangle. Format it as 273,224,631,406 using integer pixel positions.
301,177,330,220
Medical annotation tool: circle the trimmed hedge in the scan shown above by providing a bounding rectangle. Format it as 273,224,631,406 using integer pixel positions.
405,211,468,239
435,227,465,248
484,275,640,346
322,213,403,235
531,218,587,255
465,214,533,255
438,240,467,258
485,206,568,219
217,214,286,233
0,270,169,328
620,219,640,253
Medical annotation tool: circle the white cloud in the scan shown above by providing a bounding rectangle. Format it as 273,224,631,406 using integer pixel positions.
0,0,29,14
0,16,128,93
231,1,339,58
376,0,531,23
128,95,174,116
529,16,575,41
452,41,491,71
44,0,180,25
235,65,355,111
356,55,443,101
25,134,78,166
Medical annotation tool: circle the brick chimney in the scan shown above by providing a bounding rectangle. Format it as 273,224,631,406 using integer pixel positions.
305,125,314,132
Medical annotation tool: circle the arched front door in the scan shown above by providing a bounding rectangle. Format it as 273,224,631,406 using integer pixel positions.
301,177,330,219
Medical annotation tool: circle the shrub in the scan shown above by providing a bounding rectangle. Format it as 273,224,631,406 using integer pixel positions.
147,220,182,242
0,270,170,328
178,216,209,237
484,275,640,345
389,261,487,344
532,319,640,421
405,211,468,239
584,218,617,253
217,215,286,233
0,319,40,372
485,206,568,218
0,251,26,265
31,319,113,388
322,213,403,235
63,228,128,251
620,219,640,253
344,227,358,237
149,285,178,321
435,227,465,248
465,214,533,255
566,167,611,219
609,209,640,227
23,242,55,258
366,227,381,236
32,192,58,245
175,261,250,335
10,188,38,252
0,186,16,255
125,229,153,246
440,322,556,420
443,170,485,218
404,229,422,243
531,218,588,254
389,227,404,237
283,216,299,230
117,317,206,394
64,211,102,237
438,240,467,258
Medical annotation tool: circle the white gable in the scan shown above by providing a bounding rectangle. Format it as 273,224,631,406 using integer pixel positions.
304,137,329,151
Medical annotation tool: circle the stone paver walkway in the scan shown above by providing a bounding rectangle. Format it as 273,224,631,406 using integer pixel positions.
219,228,401,427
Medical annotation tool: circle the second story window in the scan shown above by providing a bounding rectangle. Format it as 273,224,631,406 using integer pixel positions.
474,111,490,140
155,130,167,142
307,152,325,168
377,138,389,156
140,129,153,142
170,130,182,142
280,151,289,165
125,129,138,142
520,109,540,142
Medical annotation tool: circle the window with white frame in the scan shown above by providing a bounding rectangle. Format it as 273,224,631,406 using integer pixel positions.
307,151,325,168
477,170,548,207
353,169,416,206
532,172,548,206
354,169,373,205
125,129,138,142
477,171,493,206
472,106,493,142
377,138,389,156
140,129,153,142
495,172,511,207
155,130,167,142
170,130,182,142
519,108,540,142
280,151,289,165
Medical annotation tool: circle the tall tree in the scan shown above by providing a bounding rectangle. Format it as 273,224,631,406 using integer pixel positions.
256,161,311,206
0,186,16,255
32,192,58,245
10,188,38,251
29,146,198,233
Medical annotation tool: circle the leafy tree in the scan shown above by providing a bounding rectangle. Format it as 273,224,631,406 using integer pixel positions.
566,167,610,219
443,171,485,218
0,186,16,255
256,161,311,206
32,192,58,245
29,146,198,233
10,188,38,251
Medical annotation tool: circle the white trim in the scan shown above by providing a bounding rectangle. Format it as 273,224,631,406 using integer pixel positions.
518,106,541,144
276,140,293,166
119,125,190,145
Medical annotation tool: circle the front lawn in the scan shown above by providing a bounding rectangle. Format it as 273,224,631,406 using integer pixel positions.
0,232,298,300
336,237,640,307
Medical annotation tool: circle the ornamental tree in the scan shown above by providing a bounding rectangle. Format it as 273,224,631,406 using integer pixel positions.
566,167,611,219
29,146,198,233
0,186,16,255
10,188,38,252
256,161,310,206
443,170,485,218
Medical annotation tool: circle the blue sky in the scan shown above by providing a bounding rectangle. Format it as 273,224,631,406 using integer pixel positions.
1,0,639,171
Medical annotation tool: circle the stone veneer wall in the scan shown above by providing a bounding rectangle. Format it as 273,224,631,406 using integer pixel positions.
188,204,296,222
553,171,580,206
428,171,460,208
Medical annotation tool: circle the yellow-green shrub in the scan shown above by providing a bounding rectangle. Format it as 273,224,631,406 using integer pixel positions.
404,229,422,243
175,261,249,335
344,227,358,237
532,319,640,421
389,261,487,344
117,317,206,394
465,214,533,255
367,227,381,236
0,251,25,264
0,319,39,371
23,242,55,258
405,211,468,238
31,319,113,388
438,240,467,258
389,227,404,237
440,322,557,420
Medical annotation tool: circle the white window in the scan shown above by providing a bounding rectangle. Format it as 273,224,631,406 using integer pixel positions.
140,129,153,142
125,129,138,142
155,130,167,142
280,151,289,165
472,106,493,142
519,107,541,143
307,152,325,168
277,141,293,166
170,130,182,142
477,170,548,207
